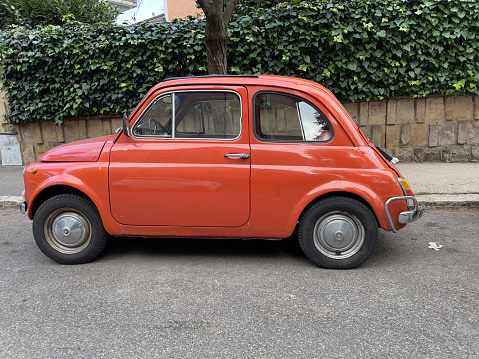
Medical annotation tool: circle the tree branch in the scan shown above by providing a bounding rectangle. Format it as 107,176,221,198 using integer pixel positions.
195,0,210,16
223,0,240,24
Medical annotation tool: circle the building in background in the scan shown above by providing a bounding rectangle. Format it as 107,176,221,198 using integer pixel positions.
135,13,166,25
164,0,203,21
106,0,138,13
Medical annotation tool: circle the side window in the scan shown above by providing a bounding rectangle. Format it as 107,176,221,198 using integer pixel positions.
133,95,172,137
254,93,333,142
133,91,241,139
175,92,241,139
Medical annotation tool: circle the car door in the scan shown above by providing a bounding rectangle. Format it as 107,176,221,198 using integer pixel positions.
109,86,251,227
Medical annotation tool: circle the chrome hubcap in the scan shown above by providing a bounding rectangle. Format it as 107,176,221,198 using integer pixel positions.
45,209,91,254
313,211,364,259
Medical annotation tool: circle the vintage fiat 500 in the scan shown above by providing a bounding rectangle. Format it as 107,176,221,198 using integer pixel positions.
21,75,424,268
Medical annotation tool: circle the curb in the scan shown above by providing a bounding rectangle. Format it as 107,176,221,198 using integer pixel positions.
0,196,23,208
415,194,479,208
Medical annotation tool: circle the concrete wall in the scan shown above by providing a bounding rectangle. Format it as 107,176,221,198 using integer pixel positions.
2,94,479,165
342,95,479,162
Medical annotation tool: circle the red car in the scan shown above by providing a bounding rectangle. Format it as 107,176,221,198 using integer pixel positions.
21,75,424,268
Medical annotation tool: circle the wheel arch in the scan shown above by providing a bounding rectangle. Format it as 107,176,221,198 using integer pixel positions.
30,185,94,219
302,191,378,223
291,190,381,235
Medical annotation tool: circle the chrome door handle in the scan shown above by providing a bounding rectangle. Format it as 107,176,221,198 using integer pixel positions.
224,153,250,159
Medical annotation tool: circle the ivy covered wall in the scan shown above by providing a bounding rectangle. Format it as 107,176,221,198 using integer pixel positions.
0,0,478,125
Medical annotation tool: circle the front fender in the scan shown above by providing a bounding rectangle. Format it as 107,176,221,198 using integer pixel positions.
24,163,110,221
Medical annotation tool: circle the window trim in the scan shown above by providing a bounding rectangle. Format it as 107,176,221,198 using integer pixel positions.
252,90,335,144
132,90,243,141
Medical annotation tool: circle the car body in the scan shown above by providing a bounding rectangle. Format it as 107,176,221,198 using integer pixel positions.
21,75,424,268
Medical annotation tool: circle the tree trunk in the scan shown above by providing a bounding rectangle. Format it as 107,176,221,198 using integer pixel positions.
196,0,240,75
205,15,228,74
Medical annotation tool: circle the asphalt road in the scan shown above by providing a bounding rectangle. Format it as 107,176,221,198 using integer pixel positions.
0,207,477,359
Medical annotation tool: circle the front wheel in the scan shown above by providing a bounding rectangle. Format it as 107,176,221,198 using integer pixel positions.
33,194,108,264
298,197,378,269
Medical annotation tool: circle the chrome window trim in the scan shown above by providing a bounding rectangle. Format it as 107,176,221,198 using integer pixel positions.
131,89,243,141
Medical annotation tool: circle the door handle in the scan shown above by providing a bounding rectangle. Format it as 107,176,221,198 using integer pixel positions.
224,153,250,159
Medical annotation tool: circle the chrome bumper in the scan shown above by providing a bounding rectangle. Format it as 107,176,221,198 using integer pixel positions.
20,201,27,215
385,196,425,233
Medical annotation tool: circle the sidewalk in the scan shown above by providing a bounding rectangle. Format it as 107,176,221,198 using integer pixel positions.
1,162,478,208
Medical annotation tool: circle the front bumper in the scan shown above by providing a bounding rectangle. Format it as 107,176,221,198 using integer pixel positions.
385,196,425,233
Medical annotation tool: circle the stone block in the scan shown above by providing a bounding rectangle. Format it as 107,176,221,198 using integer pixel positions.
13,125,22,142
111,117,123,133
386,100,396,125
20,123,43,145
20,144,35,165
425,97,444,122
88,119,104,138
64,120,80,143
396,99,415,123
385,125,400,149
416,98,426,123
342,103,359,124
0,98,5,119
442,146,451,162
472,146,479,162
371,125,385,147
450,145,470,162
453,96,473,121
457,122,467,145
428,122,438,147
437,122,457,146
360,126,371,140
423,148,442,162
413,147,424,162
42,122,58,143
102,119,112,135
368,101,386,125
35,144,49,160
474,96,479,120
410,123,428,147
466,121,479,145
445,96,454,120
400,124,411,146
393,147,414,162
56,124,65,143
359,102,369,126
78,120,88,139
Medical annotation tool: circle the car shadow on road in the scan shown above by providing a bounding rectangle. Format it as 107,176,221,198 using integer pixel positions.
97,231,400,269
100,234,306,262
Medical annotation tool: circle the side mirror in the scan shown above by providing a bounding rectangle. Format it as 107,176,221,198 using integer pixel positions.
123,113,130,137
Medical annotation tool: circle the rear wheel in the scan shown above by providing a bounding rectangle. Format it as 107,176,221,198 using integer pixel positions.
298,197,378,269
33,194,108,264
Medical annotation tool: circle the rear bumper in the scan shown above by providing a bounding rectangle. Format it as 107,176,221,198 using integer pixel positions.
20,201,27,215
385,196,425,233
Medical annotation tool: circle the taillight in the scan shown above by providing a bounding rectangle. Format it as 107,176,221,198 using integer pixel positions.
398,178,415,208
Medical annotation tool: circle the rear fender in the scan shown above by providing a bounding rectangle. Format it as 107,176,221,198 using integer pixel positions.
288,181,395,231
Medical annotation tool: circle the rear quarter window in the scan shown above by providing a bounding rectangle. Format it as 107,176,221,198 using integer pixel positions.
254,92,333,142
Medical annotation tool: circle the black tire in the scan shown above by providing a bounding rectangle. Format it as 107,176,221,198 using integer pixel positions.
33,194,108,264
298,197,378,269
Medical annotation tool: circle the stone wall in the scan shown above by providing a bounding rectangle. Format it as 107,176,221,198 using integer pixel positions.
2,94,479,165
0,90,6,133
13,117,123,164
342,95,479,162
